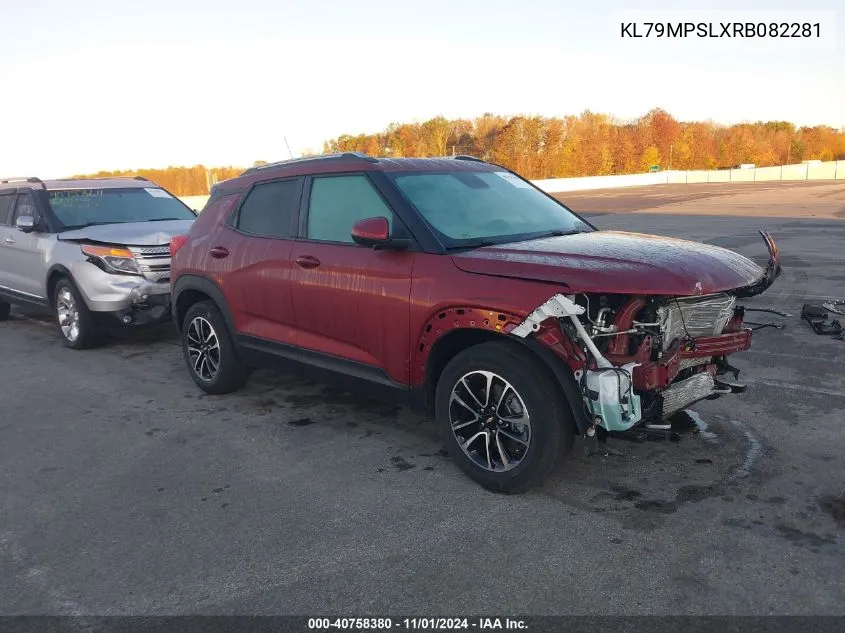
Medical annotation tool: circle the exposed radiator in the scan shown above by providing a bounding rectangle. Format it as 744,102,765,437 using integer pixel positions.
661,372,715,418
657,293,736,351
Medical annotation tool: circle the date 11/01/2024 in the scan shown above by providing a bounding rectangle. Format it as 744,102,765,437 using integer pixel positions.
620,22,821,38
308,618,527,630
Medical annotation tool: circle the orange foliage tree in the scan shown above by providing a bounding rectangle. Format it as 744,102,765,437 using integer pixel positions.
71,165,246,196
324,108,845,179
72,109,844,194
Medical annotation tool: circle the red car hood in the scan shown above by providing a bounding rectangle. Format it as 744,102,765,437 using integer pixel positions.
450,230,765,296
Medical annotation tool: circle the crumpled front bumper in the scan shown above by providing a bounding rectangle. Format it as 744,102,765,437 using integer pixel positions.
71,261,171,321
630,329,752,391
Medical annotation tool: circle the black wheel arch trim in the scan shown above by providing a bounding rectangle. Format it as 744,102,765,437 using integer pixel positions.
511,336,591,436
45,264,74,307
172,274,236,334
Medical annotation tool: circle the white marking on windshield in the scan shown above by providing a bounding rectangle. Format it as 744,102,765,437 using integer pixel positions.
494,172,532,188
145,188,172,198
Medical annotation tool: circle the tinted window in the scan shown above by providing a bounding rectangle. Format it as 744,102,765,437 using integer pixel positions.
0,194,15,225
307,175,392,243
13,192,38,221
49,187,195,230
237,179,300,238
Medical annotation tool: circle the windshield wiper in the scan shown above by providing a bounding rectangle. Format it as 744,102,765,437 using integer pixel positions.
534,229,588,238
145,217,186,222
446,240,496,251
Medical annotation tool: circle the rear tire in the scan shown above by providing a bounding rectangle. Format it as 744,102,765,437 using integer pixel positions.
434,340,575,493
0,302,9,321
182,300,249,394
54,278,104,350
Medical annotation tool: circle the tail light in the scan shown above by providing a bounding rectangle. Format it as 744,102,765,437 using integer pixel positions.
170,235,188,256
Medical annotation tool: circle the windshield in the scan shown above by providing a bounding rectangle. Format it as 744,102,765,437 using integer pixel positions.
48,187,196,229
390,170,592,247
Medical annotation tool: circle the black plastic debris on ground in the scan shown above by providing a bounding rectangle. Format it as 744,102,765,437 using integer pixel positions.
801,303,844,337
742,306,792,331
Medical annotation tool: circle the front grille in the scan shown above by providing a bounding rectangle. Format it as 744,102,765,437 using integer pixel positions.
657,293,736,351
129,246,171,283
661,372,715,417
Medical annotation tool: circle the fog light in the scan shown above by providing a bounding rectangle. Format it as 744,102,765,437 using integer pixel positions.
123,314,133,324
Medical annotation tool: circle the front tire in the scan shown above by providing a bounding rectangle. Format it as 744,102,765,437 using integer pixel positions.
0,301,10,321
435,340,575,493
54,278,104,349
182,300,249,394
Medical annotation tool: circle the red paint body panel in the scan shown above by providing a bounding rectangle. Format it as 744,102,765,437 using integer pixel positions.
408,254,565,385
288,241,415,383
218,229,298,345
452,231,764,296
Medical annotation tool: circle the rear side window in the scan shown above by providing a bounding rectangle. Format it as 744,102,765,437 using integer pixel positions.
0,194,15,225
237,179,301,238
306,175,393,243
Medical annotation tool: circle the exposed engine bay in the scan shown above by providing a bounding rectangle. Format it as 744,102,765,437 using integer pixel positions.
509,230,783,437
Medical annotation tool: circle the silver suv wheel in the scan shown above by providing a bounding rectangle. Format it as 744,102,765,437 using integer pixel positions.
56,287,80,343
186,316,220,382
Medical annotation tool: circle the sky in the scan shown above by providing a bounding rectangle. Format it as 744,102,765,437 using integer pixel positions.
0,0,841,177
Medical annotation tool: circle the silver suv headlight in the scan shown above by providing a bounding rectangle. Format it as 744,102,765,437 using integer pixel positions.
81,244,141,275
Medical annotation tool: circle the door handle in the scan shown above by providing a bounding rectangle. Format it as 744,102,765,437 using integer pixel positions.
209,246,229,259
4,236,14,244
296,255,321,269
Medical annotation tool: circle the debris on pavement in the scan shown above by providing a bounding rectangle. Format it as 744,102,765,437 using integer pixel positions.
801,303,844,336
743,307,792,331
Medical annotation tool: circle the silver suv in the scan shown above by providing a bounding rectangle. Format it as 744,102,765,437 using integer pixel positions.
0,176,196,348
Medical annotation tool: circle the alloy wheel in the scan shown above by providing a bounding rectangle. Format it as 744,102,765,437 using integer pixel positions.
56,288,80,343
186,316,220,382
449,370,532,472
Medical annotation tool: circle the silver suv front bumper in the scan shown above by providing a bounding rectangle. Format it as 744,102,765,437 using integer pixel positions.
71,261,171,314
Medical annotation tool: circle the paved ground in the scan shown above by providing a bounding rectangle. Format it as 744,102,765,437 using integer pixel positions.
1,184,844,616
555,180,845,219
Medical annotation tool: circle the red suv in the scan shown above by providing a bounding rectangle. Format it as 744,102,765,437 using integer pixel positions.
170,153,781,492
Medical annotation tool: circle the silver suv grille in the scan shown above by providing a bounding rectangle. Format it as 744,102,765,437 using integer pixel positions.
129,245,171,283
657,293,736,351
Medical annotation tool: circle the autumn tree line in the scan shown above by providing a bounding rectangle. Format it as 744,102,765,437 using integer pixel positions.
75,109,845,195
72,165,246,197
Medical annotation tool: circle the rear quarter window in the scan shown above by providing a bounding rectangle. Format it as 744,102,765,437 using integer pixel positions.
0,194,15,225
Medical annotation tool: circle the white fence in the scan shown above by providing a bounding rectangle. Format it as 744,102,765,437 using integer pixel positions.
533,160,845,193
178,160,845,208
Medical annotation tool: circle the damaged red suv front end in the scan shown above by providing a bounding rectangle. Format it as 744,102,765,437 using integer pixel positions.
493,229,782,434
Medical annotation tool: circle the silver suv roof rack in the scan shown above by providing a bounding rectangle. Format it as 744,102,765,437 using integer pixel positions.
0,176,46,189
453,155,487,163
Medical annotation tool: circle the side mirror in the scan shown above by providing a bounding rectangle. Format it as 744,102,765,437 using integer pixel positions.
16,216,35,233
351,216,410,250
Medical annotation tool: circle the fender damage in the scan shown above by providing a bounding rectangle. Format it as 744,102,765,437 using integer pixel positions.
507,230,783,436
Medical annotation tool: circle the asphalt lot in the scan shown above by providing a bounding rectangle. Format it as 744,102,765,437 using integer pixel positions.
1,182,844,616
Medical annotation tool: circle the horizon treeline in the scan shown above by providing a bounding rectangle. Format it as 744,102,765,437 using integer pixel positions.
71,165,246,197
325,109,845,178
74,109,845,195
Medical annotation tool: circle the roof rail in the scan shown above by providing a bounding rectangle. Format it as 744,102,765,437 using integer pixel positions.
0,176,46,189
241,151,379,176
339,151,379,163
453,155,487,163
134,176,149,181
